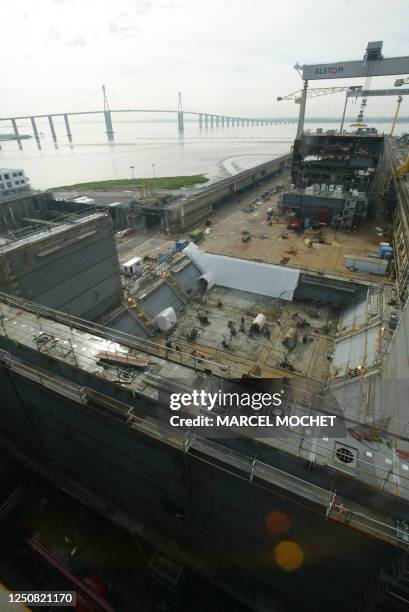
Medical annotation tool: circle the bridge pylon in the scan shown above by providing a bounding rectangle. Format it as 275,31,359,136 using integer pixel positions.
102,84,115,141
177,91,184,131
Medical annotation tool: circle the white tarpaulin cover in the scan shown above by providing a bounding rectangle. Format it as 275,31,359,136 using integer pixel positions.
185,244,299,300
198,272,215,291
154,307,177,331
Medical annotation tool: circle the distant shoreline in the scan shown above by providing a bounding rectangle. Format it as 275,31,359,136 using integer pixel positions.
50,175,209,191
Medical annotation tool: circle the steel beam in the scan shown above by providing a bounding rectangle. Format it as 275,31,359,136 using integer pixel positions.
302,56,409,81
347,88,409,98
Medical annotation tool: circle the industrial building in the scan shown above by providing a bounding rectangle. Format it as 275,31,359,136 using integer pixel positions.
0,168,30,197
0,189,122,320
282,186,368,229
59,192,147,232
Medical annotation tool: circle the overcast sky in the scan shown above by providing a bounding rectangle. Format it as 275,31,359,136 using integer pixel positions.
2,0,408,119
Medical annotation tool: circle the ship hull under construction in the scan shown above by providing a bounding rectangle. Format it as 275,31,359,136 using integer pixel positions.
0,296,406,612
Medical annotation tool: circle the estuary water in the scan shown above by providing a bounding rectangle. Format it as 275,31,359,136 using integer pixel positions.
0,117,408,190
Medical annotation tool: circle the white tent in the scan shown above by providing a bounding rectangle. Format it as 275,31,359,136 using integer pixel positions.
185,244,299,300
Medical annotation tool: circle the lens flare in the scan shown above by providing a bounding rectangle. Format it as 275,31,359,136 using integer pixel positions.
265,511,291,536
275,540,304,571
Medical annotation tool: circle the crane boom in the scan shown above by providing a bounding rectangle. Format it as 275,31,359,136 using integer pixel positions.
277,86,362,103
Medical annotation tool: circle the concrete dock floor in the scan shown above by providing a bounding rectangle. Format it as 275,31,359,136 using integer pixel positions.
201,183,389,284
163,286,339,381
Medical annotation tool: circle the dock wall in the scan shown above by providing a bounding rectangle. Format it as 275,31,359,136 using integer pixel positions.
166,153,291,232
0,215,122,320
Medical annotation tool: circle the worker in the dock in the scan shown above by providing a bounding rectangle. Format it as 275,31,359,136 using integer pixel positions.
240,317,245,332
165,339,172,358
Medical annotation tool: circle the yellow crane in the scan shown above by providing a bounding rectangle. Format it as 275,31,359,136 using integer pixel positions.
390,95,403,136
394,76,409,178
395,76,409,177
391,76,409,136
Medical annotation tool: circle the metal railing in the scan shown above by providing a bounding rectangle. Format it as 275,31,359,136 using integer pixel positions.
1,345,408,549
0,292,246,379
0,348,87,404
3,291,409,491
1,341,408,497
328,495,409,549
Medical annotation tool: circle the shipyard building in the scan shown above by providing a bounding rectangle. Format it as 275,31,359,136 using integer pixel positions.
0,187,122,320
0,168,30,196
0,131,409,612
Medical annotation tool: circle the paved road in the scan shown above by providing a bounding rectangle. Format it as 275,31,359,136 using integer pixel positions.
116,230,173,263
54,188,137,206
54,187,176,207
116,172,289,263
